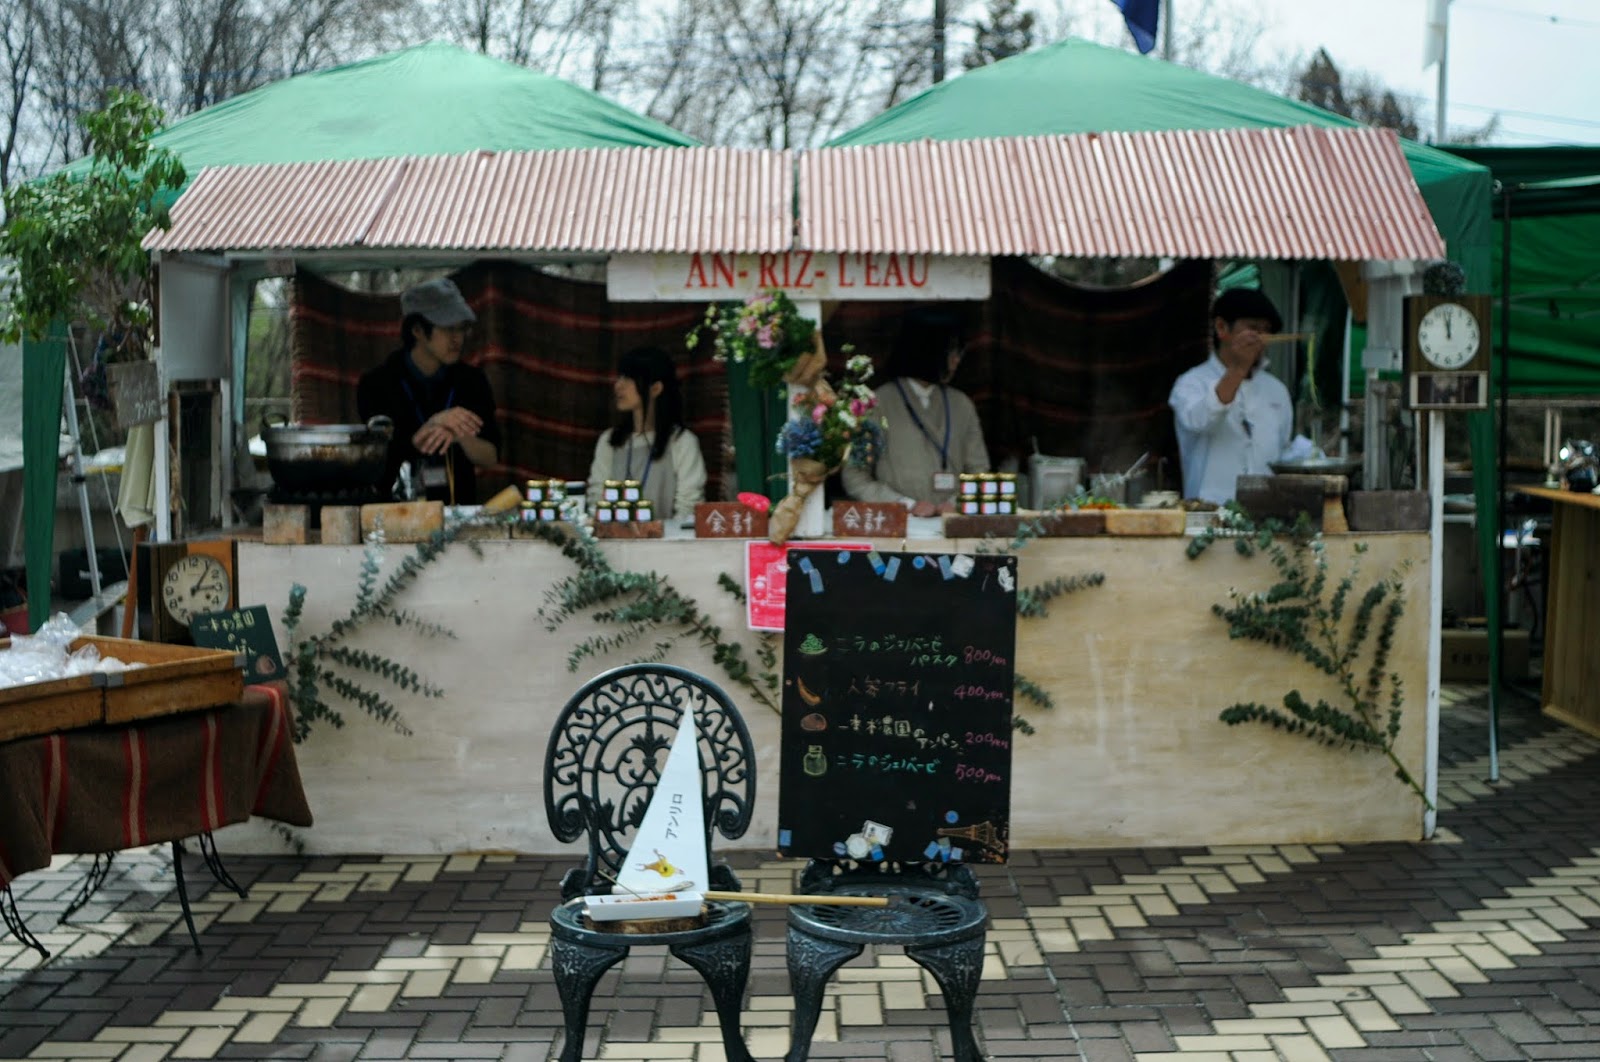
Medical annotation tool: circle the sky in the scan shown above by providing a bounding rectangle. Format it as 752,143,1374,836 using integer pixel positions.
1250,0,1600,146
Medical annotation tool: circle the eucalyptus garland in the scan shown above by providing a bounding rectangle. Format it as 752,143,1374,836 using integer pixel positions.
280,518,486,742
1188,505,1430,810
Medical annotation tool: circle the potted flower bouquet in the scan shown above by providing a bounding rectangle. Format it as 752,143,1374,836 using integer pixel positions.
768,353,882,544
689,289,828,391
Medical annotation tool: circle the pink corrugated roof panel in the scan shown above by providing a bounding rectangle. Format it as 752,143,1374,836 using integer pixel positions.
799,127,1446,261
144,147,793,254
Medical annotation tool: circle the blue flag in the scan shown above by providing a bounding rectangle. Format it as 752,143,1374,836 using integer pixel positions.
1111,0,1160,55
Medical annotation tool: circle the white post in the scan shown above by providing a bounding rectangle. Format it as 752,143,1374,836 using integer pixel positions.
791,299,826,539
1423,411,1444,838
154,349,172,541
1435,2,1449,143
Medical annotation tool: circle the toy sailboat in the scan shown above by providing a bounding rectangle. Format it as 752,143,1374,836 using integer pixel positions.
584,702,709,923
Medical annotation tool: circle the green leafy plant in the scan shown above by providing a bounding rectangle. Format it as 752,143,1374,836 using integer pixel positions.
1188,505,1429,810
280,520,485,742
528,521,781,715
0,90,186,357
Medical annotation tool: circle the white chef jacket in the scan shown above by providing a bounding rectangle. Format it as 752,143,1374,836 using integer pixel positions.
1168,354,1294,504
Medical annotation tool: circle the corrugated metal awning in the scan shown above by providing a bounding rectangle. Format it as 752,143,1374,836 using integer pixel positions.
143,146,794,255
146,128,1444,262
799,127,1445,261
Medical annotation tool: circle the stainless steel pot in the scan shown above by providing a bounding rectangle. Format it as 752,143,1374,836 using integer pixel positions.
261,414,394,492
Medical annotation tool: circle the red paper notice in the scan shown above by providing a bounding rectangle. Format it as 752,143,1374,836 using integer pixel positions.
744,540,873,631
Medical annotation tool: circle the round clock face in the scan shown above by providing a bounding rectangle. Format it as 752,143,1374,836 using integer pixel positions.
1418,303,1481,370
161,553,231,625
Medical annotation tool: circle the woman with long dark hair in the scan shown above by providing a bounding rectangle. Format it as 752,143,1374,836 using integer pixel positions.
842,314,989,516
586,346,707,521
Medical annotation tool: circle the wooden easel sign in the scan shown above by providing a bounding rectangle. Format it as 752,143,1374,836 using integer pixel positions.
776,549,1018,865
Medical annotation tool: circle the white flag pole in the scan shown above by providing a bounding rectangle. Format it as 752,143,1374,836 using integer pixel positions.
1425,0,1450,142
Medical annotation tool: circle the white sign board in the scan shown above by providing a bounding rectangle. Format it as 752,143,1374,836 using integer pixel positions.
608,252,990,302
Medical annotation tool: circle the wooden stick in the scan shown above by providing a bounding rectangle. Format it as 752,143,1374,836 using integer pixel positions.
703,890,890,907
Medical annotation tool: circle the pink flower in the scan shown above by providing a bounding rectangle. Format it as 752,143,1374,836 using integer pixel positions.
737,315,758,335
849,398,869,417
757,325,776,349
811,403,828,423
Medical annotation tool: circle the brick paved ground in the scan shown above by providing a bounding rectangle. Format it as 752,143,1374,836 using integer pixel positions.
3,684,1598,1061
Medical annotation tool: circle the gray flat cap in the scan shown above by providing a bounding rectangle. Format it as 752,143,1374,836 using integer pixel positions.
401,278,476,326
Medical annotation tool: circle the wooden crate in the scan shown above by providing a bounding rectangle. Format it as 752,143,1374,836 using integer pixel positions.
0,639,103,743
1103,509,1186,536
1,636,241,741
87,637,245,726
942,511,1106,538
592,520,665,539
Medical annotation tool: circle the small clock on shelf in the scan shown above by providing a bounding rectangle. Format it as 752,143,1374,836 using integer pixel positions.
1404,294,1489,410
141,538,239,644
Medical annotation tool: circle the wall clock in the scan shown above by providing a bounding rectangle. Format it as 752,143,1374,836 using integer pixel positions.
142,538,238,644
1404,294,1490,411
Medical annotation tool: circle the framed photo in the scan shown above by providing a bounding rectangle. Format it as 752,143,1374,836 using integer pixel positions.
1409,371,1487,411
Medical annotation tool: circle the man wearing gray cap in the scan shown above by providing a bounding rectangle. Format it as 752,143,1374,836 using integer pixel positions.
358,277,501,503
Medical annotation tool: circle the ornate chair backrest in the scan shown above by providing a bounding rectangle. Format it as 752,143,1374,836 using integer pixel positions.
544,664,756,899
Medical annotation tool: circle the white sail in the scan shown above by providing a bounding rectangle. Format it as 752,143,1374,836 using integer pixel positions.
612,701,709,896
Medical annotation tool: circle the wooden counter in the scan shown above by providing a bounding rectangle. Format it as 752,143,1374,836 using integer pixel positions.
226,532,1431,855
1517,487,1600,738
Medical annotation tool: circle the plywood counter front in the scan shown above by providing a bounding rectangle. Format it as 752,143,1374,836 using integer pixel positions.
1517,487,1600,738
224,532,1430,856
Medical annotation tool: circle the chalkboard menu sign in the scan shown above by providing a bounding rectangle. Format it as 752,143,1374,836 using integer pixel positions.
190,606,285,683
777,549,1017,865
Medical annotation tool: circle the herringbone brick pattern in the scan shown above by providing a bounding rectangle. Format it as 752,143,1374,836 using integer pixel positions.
3,685,1598,1061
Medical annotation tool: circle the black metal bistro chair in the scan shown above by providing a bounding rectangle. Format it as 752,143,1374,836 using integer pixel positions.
785,860,990,1062
544,664,757,1062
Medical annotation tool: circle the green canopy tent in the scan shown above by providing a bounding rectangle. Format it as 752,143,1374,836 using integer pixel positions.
1442,147,1600,747
828,37,1509,772
21,42,696,630
1446,147,1600,396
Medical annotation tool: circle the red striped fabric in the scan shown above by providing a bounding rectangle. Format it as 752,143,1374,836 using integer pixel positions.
122,729,149,849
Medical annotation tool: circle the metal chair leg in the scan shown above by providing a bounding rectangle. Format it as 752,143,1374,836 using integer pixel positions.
550,933,628,1062
58,853,116,924
784,927,864,1062
169,841,202,956
673,928,757,1062
197,832,248,898
1,885,48,960
908,934,989,1062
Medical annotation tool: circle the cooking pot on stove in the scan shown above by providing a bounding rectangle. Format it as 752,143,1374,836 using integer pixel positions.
261,414,394,493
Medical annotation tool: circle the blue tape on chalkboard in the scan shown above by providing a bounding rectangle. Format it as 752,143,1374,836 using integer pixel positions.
883,557,900,581
912,556,926,570
938,555,954,580
837,551,851,564
867,550,884,574
779,829,792,847
808,568,824,594
798,557,816,575
923,840,942,860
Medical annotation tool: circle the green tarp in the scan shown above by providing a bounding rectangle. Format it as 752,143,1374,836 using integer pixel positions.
64,42,694,183
24,42,696,626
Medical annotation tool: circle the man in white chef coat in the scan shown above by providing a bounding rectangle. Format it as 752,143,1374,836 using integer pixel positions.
1168,288,1295,504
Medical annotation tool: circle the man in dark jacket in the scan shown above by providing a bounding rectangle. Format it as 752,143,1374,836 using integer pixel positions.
357,278,500,503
